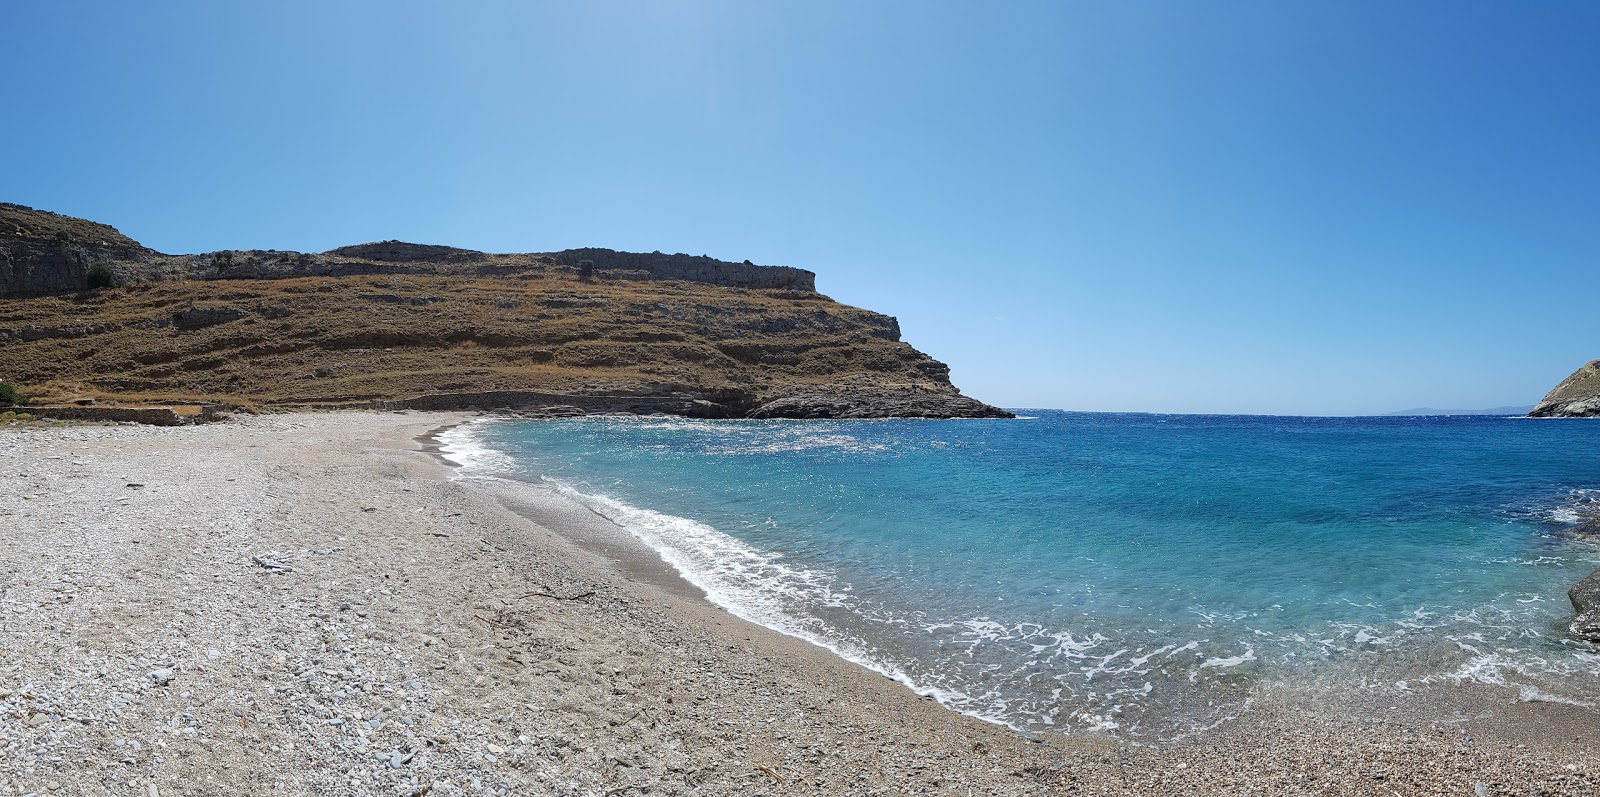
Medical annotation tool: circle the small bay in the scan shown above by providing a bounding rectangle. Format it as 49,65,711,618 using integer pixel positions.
447,411,1600,737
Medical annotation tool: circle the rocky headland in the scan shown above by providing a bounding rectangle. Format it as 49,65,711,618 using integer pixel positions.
1527,360,1600,418
1526,361,1600,638
0,203,1009,419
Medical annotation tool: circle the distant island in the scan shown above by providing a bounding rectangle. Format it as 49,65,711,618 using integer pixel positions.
1383,405,1534,417
0,203,1010,420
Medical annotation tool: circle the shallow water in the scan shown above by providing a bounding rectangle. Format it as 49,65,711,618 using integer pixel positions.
442,411,1600,737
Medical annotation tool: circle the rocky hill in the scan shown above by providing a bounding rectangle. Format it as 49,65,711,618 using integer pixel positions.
0,203,1010,419
1528,360,1600,418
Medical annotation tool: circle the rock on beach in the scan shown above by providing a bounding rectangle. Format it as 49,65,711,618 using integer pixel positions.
1570,567,1600,642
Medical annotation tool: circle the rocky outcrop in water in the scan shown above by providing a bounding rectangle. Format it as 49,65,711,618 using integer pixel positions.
1570,568,1600,642
1528,361,1600,418
748,385,1013,419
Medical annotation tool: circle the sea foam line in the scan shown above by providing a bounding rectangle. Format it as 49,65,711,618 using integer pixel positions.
435,418,1031,734
435,418,1600,735
543,478,1037,732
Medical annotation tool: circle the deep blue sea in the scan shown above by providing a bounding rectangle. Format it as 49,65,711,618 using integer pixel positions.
442,411,1600,737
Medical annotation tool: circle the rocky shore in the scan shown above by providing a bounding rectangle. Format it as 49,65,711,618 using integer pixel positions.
2,413,1596,796
1528,360,1600,418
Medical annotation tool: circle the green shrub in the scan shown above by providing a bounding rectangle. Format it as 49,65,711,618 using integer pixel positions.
86,262,117,290
53,230,72,244
0,382,22,406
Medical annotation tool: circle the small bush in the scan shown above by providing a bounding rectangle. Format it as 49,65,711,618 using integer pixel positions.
86,262,117,290
0,382,23,406
53,230,72,244
578,259,594,282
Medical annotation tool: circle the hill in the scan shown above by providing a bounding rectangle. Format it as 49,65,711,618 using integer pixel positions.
0,204,1009,419
1383,405,1534,417
1528,361,1600,418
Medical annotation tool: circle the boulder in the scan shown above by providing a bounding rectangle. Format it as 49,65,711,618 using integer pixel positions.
1569,567,1600,641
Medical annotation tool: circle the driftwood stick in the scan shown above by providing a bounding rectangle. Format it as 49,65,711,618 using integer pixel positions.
519,587,596,601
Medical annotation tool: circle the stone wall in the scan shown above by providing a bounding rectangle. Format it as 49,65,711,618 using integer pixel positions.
16,405,187,425
545,248,815,291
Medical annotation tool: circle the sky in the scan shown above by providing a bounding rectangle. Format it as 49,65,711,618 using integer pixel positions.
4,2,1597,415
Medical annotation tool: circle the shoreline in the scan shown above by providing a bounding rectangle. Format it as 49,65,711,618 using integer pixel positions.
425,415,1600,760
2,411,1597,795
432,415,1600,741
432,419,1040,737
405,416,1600,762
425,418,711,602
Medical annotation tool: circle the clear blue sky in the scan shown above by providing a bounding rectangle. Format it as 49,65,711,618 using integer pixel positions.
5,2,1597,415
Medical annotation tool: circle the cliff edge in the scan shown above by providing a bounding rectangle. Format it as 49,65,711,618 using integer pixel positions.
0,204,1010,420
1528,361,1600,418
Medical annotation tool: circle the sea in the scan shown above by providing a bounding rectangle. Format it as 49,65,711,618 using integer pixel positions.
439,411,1600,738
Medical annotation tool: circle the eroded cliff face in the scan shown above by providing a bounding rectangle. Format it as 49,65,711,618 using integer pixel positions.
0,204,1009,419
0,204,161,297
1528,360,1600,418
1,205,816,298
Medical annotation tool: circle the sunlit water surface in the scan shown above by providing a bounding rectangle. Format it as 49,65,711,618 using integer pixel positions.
443,411,1600,737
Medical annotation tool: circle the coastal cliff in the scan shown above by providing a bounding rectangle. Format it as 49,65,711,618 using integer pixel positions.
1528,360,1600,418
0,204,815,298
0,203,1010,419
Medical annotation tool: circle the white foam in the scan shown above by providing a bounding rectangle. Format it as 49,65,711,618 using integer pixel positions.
701,429,889,456
438,418,1600,737
1126,645,1174,668
1163,697,1256,742
1199,647,1256,669
540,478,1025,732
1416,638,1600,708
1544,488,1600,525
436,419,516,477
1353,629,1389,646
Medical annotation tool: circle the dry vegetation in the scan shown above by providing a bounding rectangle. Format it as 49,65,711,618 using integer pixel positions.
0,270,957,410
0,203,1001,416
0,203,148,254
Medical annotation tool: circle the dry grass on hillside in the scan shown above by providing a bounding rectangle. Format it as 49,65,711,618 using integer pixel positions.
0,270,953,409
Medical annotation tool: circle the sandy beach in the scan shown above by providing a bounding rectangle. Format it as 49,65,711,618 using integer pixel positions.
2,412,1596,796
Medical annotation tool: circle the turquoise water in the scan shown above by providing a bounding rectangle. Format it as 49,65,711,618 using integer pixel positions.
443,412,1600,736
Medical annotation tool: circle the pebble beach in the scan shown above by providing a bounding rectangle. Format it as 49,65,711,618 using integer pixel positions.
1,412,1596,796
